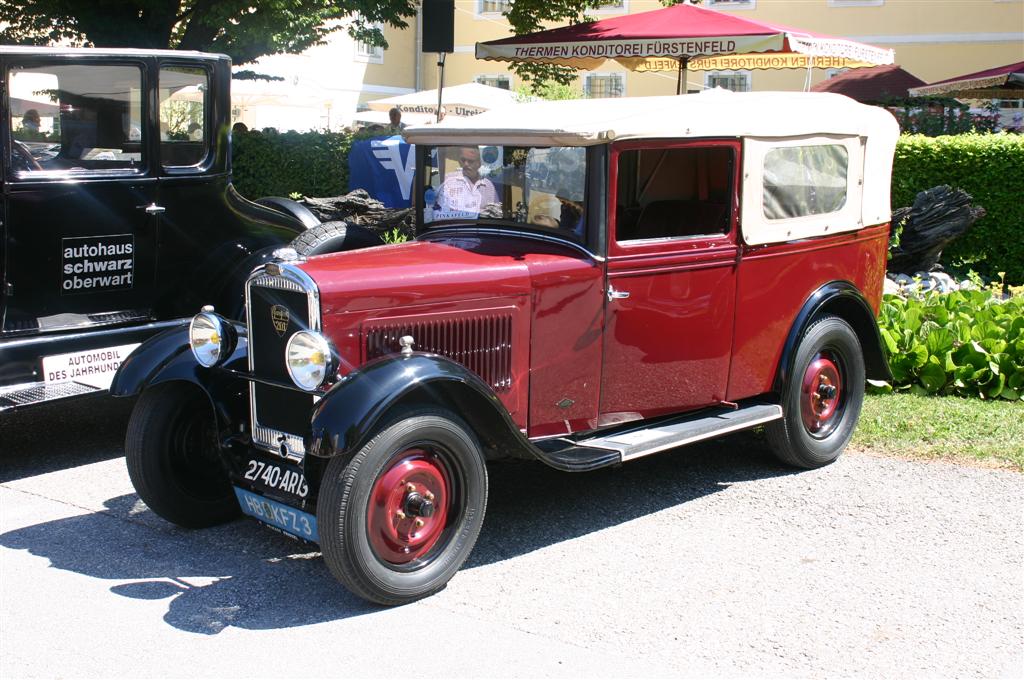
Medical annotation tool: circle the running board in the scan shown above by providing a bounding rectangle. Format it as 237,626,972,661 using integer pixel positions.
584,403,783,461
531,402,783,470
0,380,101,413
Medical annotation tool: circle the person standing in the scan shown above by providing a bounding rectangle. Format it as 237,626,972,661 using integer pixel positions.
388,106,406,132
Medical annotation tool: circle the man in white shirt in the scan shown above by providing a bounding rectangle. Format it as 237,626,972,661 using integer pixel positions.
436,147,498,215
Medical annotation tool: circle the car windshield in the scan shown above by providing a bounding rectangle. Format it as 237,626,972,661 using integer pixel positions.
419,144,587,240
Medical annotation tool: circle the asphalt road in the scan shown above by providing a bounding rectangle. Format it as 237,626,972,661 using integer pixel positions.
1,396,1022,679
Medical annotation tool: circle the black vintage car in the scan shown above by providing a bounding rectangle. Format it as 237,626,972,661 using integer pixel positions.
0,46,352,413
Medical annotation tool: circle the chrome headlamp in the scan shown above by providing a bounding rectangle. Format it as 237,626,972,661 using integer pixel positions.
189,306,236,368
285,330,334,391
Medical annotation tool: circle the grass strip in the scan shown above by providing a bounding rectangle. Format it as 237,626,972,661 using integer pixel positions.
853,393,1024,470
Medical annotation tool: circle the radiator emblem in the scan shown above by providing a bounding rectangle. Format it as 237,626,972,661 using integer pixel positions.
271,305,290,336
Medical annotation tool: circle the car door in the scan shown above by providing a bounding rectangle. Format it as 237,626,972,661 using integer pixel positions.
2,56,159,335
599,139,741,426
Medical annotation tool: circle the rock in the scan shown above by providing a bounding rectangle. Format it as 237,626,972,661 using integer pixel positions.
299,190,416,240
888,185,986,276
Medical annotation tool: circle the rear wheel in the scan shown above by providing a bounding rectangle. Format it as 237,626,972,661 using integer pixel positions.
317,410,487,605
125,383,239,528
767,315,865,469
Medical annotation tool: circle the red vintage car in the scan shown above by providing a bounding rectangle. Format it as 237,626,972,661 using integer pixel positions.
114,90,899,605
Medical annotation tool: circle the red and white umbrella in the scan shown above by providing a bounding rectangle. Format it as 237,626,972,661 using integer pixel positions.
909,61,1024,99
476,3,893,92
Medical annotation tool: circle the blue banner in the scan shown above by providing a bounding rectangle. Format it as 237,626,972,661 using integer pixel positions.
347,135,415,208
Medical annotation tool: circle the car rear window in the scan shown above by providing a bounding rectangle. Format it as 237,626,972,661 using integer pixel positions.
762,144,848,220
159,66,209,168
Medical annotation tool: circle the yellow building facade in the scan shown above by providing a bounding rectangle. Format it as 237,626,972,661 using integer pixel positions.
362,0,1023,102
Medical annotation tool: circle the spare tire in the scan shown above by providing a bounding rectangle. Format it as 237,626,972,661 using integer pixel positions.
290,220,384,257
255,196,321,230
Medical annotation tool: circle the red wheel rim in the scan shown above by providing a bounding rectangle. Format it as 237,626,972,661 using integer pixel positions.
801,353,843,436
367,449,450,565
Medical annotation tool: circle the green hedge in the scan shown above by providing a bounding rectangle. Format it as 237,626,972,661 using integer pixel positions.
893,133,1024,285
231,129,352,200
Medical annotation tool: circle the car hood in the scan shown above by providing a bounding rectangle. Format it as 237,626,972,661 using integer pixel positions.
298,239,533,313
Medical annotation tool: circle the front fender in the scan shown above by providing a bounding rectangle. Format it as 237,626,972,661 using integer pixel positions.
110,322,249,398
309,353,526,462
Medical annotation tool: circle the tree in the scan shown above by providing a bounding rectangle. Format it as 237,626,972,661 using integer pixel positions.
0,0,417,66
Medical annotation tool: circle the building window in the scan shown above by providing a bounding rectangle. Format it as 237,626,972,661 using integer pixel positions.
825,68,849,79
584,73,625,98
355,23,385,64
478,0,510,14
706,70,751,92
593,0,628,12
476,75,511,90
828,0,884,6
705,0,756,10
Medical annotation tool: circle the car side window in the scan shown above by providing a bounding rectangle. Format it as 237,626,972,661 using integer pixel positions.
8,64,145,176
159,66,209,168
614,146,734,242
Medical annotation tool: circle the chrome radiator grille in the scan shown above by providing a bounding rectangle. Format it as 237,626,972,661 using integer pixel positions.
245,264,320,462
365,314,513,391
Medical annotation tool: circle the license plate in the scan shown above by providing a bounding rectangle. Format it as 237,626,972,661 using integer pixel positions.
42,343,140,389
242,457,309,500
234,487,319,543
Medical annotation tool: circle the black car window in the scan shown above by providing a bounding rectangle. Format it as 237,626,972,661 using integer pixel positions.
8,64,145,177
159,66,209,168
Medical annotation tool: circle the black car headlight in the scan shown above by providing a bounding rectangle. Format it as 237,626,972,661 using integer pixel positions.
189,306,236,367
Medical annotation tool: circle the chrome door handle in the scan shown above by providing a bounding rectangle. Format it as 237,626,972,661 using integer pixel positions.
607,286,630,302
139,203,166,215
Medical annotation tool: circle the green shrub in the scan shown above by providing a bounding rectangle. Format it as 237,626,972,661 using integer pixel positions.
875,289,1024,400
892,134,1024,284
232,129,352,199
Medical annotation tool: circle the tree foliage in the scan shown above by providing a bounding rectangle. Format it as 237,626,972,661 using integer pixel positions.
0,0,417,65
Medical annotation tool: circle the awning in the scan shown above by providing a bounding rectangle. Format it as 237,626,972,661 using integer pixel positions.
909,61,1024,99
476,3,894,72
366,82,522,118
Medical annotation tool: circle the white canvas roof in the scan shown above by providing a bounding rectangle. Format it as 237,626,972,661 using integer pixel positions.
403,89,897,147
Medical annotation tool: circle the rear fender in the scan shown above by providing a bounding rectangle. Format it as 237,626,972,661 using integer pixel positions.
774,280,892,392
309,353,530,466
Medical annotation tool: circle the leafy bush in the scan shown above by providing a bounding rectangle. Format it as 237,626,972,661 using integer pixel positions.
892,134,1024,284
875,289,1024,400
232,129,352,200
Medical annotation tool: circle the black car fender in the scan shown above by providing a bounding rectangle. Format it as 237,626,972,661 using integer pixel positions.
308,353,531,465
774,280,892,393
110,322,251,430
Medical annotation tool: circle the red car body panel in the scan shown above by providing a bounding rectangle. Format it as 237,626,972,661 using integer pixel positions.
727,223,889,400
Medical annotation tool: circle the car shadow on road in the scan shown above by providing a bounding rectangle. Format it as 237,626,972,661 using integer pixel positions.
0,430,796,633
468,431,795,568
0,395,135,483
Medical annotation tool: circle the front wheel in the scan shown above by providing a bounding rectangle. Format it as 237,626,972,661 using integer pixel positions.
317,410,488,606
766,315,866,469
125,383,239,528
